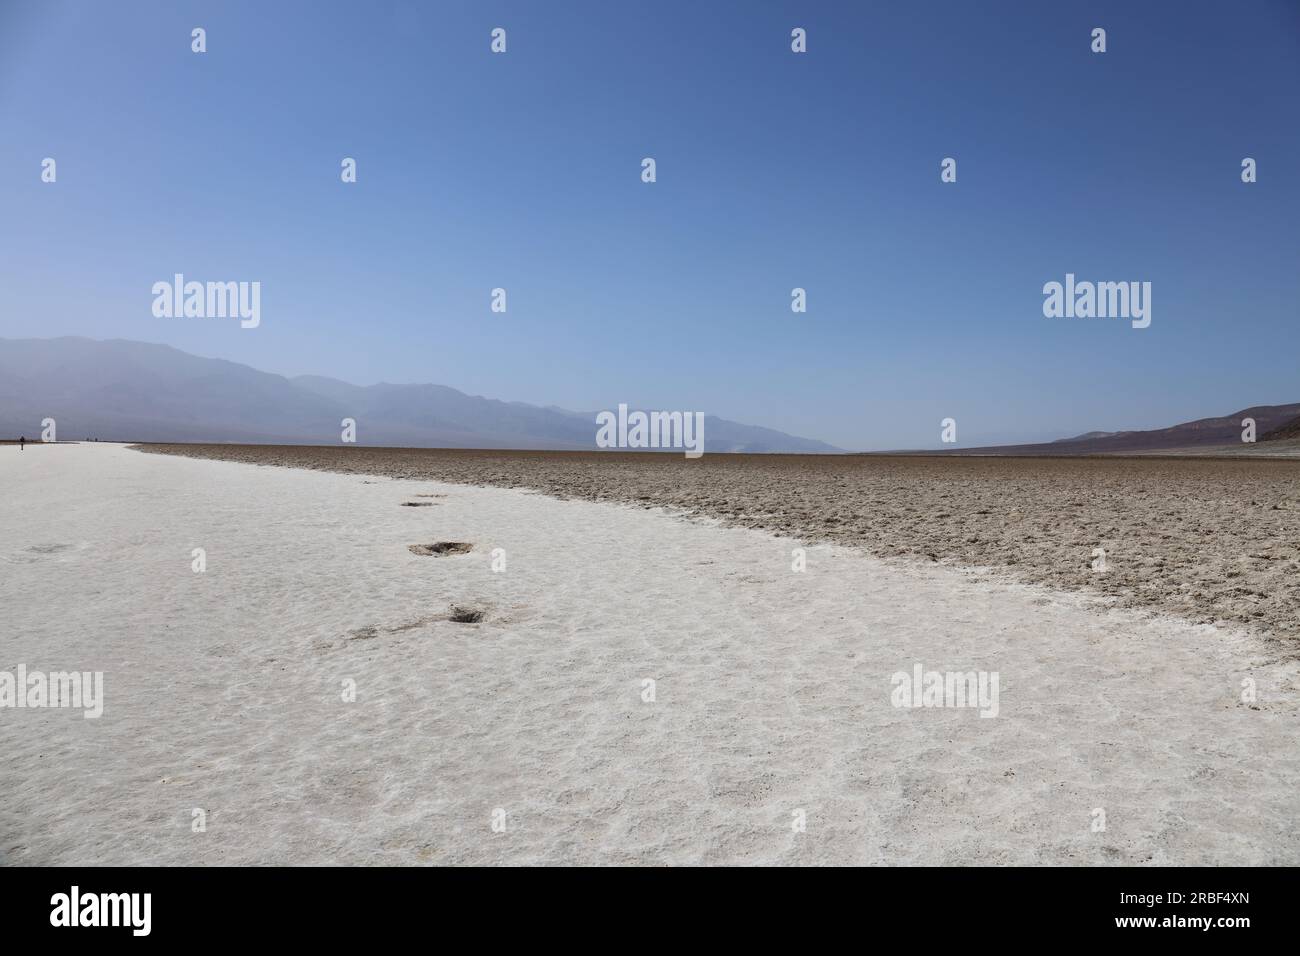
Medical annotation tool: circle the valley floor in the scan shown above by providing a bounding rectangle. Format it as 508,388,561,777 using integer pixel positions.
141,443,1300,640
2,443,1297,864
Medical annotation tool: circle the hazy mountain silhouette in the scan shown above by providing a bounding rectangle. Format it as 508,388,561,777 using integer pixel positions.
0,337,842,452
914,403,1300,455
1261,413,1300,442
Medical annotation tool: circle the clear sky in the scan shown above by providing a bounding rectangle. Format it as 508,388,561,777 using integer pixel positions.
1,0,1297,450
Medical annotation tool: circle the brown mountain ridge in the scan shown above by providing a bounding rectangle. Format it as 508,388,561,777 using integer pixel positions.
912,403,1300,456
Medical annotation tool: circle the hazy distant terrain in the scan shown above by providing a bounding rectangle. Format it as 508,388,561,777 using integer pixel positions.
6,336,1297,457
901,404,1300,457
0,337,841,453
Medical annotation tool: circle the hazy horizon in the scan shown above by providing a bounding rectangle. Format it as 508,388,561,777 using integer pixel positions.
6,332,1299,453
2,1,1298,450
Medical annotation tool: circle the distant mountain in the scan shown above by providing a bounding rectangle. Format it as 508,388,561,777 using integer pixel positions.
0,337,841,453
1052,431,1117,443
1262,413,1300,442
919,403,1300,456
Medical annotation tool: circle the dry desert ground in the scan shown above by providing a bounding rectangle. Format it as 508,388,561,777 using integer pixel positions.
1,442,1297,865
143,443,1300,640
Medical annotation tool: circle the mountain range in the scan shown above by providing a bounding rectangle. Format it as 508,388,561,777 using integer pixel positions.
4,337,1297,456
915,404,1300,456
0,337,842,452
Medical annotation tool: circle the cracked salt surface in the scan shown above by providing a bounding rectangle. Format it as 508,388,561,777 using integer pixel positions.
1,443,1297,865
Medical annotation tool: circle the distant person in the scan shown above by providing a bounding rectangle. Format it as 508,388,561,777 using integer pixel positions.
19,436,25,450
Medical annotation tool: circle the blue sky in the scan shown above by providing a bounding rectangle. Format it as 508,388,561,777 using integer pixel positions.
1,0,1297,450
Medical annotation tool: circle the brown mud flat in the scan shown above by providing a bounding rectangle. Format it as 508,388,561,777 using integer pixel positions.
135,444,1300,641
